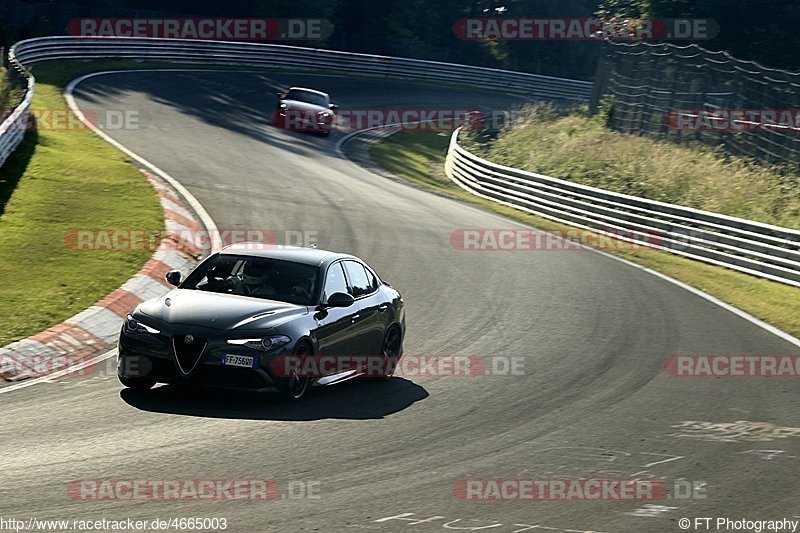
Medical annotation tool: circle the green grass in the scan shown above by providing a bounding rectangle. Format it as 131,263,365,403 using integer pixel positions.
0,61,164,346
369,130,800,340
464,105,800,229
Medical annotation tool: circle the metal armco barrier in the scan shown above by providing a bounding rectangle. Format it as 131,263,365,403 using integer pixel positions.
0,54,33,168
445,128,800,287
0,36,592,168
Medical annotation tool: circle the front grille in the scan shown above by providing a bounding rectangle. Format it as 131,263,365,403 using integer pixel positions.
172,335,208,375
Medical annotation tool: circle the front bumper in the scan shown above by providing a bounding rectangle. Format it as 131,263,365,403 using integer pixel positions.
117,327,292,392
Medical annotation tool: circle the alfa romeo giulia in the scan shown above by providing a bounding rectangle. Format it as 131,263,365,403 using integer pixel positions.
117,244,404,400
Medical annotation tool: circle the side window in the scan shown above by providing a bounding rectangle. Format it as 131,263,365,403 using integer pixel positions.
343,261,373,298
363,266,378,291
323,263,348,302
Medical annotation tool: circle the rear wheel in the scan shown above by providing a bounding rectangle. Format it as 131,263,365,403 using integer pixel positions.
119,376,156,390
278,343,312,401
377,326,402,379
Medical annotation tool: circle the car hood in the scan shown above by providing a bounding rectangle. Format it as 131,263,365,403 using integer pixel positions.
136,289,308,331
281,99,329,114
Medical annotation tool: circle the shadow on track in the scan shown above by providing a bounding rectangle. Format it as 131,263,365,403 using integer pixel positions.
120,377,428,420
73,70,533,154
74,71,335,154
0,127,37,216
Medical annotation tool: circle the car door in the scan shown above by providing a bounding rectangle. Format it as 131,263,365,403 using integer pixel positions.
313,261,362,376
342,260,386,358
359,262,391,356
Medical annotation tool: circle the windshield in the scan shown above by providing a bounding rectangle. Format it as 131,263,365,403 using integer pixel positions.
284,89,329,107
181,254,320,306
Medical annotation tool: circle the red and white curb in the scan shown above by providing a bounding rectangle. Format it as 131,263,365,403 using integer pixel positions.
0,170,206,383
0,70,221,391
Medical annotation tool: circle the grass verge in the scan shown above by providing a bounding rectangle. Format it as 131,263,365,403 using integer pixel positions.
0,61,165,346
464,105,799,229
369,130,800,341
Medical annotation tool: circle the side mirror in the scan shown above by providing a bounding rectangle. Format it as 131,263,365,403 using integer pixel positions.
276,92,284,99
329,103,338,110
165,270,182,287
325,291,354,308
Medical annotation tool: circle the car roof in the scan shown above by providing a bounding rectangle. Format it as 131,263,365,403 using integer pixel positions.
219,243,353,267
286,87,329,98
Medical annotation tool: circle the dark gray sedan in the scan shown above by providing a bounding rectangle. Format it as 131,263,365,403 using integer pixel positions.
117,244,405,400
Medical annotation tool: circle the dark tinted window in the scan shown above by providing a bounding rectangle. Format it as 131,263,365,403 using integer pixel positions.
323,262,349,302
284,89,329,107
182,254,319,306
344,261,373,298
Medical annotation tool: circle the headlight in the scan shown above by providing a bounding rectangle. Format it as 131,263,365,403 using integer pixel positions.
124,314,160,334
226,335,291,352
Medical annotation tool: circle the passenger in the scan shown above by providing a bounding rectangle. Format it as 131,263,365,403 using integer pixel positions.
291,271,317,300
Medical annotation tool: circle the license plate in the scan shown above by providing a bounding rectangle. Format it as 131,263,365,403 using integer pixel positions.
221,354,257,368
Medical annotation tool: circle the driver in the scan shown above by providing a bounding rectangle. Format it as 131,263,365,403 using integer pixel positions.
231,260,277,297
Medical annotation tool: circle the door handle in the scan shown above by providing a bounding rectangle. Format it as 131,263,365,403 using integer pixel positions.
378,304,389,312
350,314,361,323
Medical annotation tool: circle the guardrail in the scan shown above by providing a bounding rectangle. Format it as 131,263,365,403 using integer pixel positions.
0,36,592,168
445,129,800,287
0,52,33,168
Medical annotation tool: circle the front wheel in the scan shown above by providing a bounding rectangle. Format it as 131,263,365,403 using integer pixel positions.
278,343,313,401
119,376,156,390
